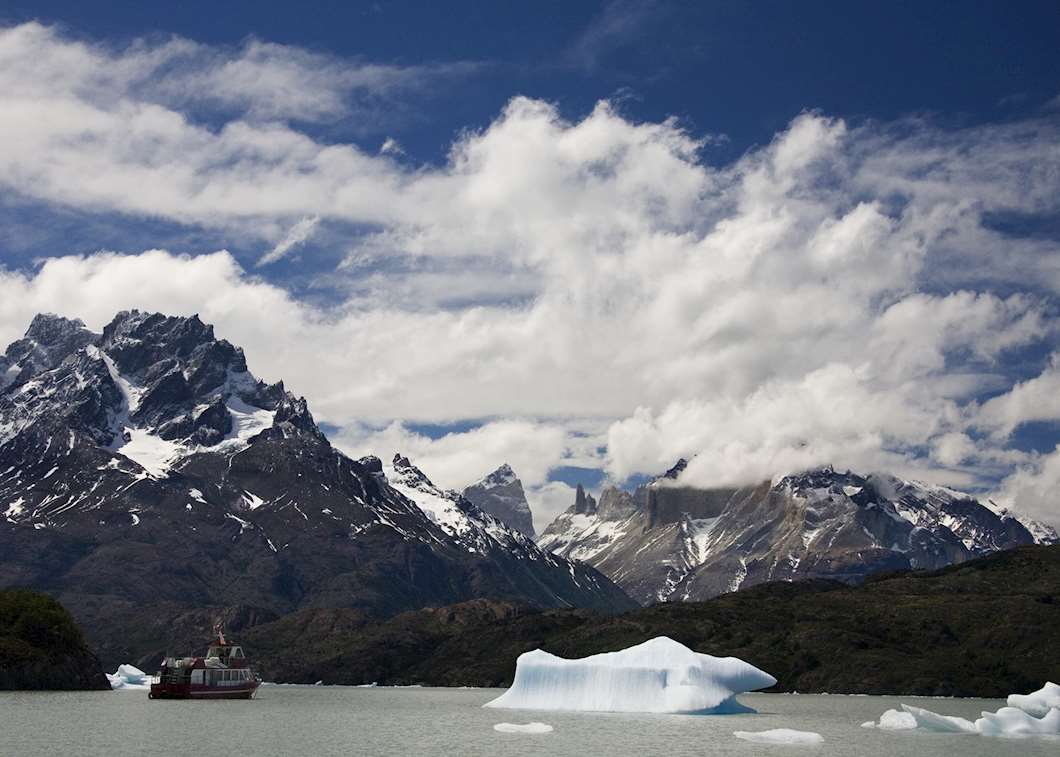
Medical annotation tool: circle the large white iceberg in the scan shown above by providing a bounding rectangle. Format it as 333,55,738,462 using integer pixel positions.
484,636,776,714
107,664,151,690
870,682,1060,739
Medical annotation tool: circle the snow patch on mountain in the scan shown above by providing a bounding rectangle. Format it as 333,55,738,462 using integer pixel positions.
115,428,183,477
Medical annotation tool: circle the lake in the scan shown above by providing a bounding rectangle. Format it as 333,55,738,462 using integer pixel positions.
1,686,1057,756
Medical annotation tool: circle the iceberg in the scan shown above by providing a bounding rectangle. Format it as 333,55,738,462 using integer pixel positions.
899,704,975,733
484,636,776,714
975,707,1060,738
863,709,916,730
1008,682,1060,718
493,722,554,734
733,728,824,745
869,682,1060,739
107,664,150,690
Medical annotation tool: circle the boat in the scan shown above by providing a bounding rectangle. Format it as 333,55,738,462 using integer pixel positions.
149,626,261,700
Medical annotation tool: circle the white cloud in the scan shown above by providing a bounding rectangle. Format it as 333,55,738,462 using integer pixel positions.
994,445,1060,527
258,215,320,266
975,355,1060,439
380,137,404,156
526,481,579,533
331,419,604,491
0,23,1058,529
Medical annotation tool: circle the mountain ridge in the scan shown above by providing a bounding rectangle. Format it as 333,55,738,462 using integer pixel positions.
539,462,1056,605
0,311,634,665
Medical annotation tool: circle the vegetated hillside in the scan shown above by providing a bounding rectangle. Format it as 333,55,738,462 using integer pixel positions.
0,589,109,690
245,545,1060,698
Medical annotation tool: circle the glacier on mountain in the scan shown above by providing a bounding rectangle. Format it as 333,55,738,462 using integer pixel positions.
484,636,776,714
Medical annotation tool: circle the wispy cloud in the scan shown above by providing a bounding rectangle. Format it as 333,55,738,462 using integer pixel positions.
567,0,663,71
258,215,321,266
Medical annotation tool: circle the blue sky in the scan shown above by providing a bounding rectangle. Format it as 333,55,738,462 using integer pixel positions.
0,2,1058,527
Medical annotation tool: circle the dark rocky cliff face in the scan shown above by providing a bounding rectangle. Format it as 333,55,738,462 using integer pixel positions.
461,464,536,537
0,311,633,667
0,589,109,690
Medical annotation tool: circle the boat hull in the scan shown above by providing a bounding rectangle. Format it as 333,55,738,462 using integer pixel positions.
150,681,260,700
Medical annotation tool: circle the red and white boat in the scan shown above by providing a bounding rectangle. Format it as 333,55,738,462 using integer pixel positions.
149,627,261,700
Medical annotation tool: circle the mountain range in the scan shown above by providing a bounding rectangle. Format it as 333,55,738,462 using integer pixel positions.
539,460,1057,605
0,312,632,663
1,310,1055,667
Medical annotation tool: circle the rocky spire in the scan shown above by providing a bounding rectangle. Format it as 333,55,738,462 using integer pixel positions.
574,483,597,515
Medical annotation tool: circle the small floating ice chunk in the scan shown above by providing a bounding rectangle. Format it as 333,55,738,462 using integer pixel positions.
484,636,776,714
733,728,823,745
493,722,554,734
1008,682,1060,718
899,704,976,733
870,709,917,730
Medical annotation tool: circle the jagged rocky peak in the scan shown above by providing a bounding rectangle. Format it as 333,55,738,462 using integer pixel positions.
659,458,689,481
462,463,536,537
389,453,440,492
100,310,248,388
596,486,637,520
25,313,92,344
574,483,597,515
0,310,322,474
483,462,517,486
1,313,99,390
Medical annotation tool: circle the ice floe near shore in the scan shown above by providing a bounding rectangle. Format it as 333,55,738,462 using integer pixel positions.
484,636,776,714
493,722,554,734
870,682,1060,739
733,728,823,745
107,664,150,690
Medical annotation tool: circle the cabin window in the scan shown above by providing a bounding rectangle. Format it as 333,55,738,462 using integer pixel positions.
232,647,244,659
191,670,204,685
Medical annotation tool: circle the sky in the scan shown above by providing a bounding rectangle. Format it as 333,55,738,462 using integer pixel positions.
0,1,1059,529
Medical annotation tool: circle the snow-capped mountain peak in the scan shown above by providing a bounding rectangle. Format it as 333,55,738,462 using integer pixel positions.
462,463,536,537
539,462,1055,605
0,311,634,653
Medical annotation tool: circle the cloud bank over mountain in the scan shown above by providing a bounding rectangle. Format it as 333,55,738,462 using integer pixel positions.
0,22,1058,527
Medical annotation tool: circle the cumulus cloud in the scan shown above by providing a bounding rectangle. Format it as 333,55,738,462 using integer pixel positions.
994,445,1060,527
0,23,1059,527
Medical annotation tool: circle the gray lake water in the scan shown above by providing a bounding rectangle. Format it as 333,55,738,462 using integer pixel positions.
1,686,1057,756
